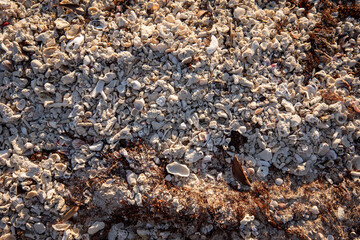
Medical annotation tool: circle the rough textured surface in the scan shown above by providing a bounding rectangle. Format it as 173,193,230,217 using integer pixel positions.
1,0,360,239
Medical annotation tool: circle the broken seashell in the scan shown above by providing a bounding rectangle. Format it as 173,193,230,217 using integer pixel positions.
66,25,81,39
134,98,145,111
66,35,84,51
88,7,100,16
206,35,218,55
54,18,70,29
1,59,14,71
0,103,21,123
56,206,79,224
166,162,190,177
52,223,71,231
43,47,57,58
232,155,251,186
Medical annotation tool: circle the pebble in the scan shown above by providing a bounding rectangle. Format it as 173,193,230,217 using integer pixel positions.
54,18,70,29
257,148,272,161
126,172,137,185
34,222,46,234
311,206,320,215
327,235,334,240
134,98,145,111
337,207,345,221
246,167,255,176
88,221,105,235
61,71,76,85
275,178,283,186
234,7,246,19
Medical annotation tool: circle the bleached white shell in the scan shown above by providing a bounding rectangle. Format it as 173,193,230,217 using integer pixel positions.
52,223,70,231
65,35,84,51
54,18,70,29
206,35,218,55
166,162,190,177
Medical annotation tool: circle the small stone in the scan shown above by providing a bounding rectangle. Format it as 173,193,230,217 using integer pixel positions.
311,206,319,215
275,178,283,186
34,222,46,234
156,96,166,107
126,172,137,185
135,193,142,205
165,174,172,181
131,80,141,90
0,0,10,9
337,207,345,221
61,71,76,85
89,141,103,151
278,203,287,209
134,98,145,111
239,126,247,134
327,235,334,240
31,59,43,73
88,221,105,235
44,83,56,93
318,143,330,156
234,7,246,19
257,148,272,161
137,229,150,237
185,149,204,163
141,25,155,38
246,167,255,176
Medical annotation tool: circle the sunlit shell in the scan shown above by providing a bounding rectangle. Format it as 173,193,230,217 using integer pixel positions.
1,59,14,71
65,25,81,39
88,7,100,16
52,223,70,231
43,47,57,58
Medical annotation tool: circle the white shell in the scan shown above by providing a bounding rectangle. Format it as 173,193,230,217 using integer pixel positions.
206,35,218,55
166,162,190,177
88,221,105,235
66,35,84,51
185,149,204,163
257,148,272,161
54,18,70,29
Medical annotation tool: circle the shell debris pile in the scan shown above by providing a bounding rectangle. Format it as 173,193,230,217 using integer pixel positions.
1,0,360,239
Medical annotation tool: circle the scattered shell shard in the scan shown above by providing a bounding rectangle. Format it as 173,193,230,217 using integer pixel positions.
166,162,190,177
54,18,70,29
0,103,21,123
206,35,218,55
